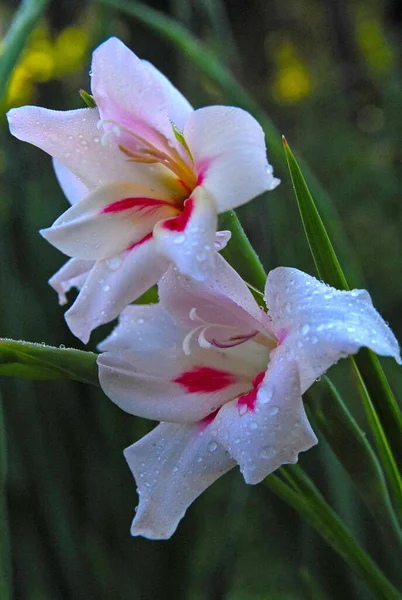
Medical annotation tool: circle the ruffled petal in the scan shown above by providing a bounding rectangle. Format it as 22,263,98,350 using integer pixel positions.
48,258,93,305
214,361,317,484
91,37,173,147
98,342,266,423
153,186,217,280
159,253,272,347
65,236,168,343
53,159,88,205
124,422,235,539
41,182,178,260
184,106,279,212
143,60,193,130
7,106,161,189
265,267,401,392
98,303,188,352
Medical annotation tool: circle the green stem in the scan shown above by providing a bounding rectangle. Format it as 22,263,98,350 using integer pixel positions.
267,467,402,600
0,387,12,600
0,0,49,105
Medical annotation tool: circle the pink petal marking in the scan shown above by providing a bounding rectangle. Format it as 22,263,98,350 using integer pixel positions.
276,328,288,345
126,232,153,252
173,365,236,393
102,197,173,215
237,371,265,413
199,408,220,431
162,196,194,232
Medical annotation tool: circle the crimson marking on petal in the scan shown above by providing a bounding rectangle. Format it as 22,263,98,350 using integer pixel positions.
177,178,192,195
199,408,220,431
162,196,194,232
102,197,172,215
126,232,153,252
237,370,265,413
173,365,236,394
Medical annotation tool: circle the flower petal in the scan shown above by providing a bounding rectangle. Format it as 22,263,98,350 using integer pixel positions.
266,267,401,392
65,236,168,343
41,182,178,260
53,159,88,205
184,106,279,212
154,186,217,280
98,342,268,423
124,422,234,539
98,303,188,352
49,258,93,305
91,37,173,146
7,106,160,189
159,252,272,346
214,361,317,484
143,60,193,130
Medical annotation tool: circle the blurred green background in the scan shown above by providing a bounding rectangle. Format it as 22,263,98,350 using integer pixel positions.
0,0,401,598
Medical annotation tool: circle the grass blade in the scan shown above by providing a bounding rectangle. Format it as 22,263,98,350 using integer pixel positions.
0,387,12,600
0,339,98,386
0,0,49,105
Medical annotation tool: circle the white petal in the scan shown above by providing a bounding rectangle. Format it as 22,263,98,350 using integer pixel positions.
143,60,193,130
266,267,401,392
53,159,88,205
124,422,235,539
91,37,173,146
98,303,188,352
98,343,259,423
65,237,168,343
7,106,161,189
41,182,178,260
154,186,217,280
159,253,271,344
48,258,93,305
214,361,317,484
184,106,279,212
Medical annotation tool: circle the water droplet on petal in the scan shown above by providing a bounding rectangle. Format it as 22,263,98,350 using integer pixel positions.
207,441,218,453
106,256,123,271
301,324,310,335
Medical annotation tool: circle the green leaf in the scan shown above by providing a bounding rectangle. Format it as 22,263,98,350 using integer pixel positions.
266,467,402,600
0,0,49,106
79,89,97,108
0,339,99,386
309,377,402,548
0,388,12,600
282,137,402,503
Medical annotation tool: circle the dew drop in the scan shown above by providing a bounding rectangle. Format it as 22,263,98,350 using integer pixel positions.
249,420,258,430
301,324,310,335
207,441,218,453
103,284,111,292
268,405,279,416
106,256,122,271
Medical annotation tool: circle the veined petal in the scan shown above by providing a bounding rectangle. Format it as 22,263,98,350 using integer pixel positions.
184,106,279,212
53,159,88,205
91,37,173,147
98,341,268,423
98,303,188,353
7,106,163,190
266,267,401,392
154,186,217,281
143,60,193,131
40,182,179,260
49,258,93,305
159,253,270,344
124,422,234,539
65,236,168,343
214,361,317,484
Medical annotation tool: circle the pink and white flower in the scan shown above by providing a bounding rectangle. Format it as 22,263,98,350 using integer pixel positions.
7,37,279,343
97,256,400,539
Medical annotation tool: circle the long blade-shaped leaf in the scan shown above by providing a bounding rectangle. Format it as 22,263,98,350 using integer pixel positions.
283,137,402,495
0,339,98,386
266,467,402,600
309,377,402,547
0,0,49,105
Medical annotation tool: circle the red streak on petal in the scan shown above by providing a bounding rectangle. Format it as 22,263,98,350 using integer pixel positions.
173,365,236,394
162,196,194,232
276,328,288,345
237,370,265,413
199,408,220,431
177,179,192,195
102,197,172,215
126,232,153,252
